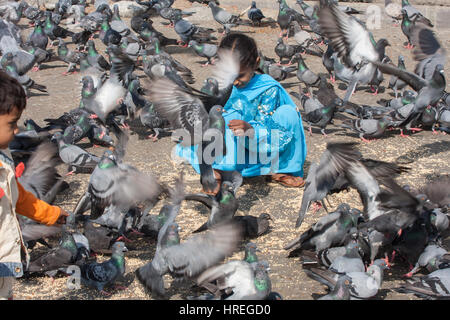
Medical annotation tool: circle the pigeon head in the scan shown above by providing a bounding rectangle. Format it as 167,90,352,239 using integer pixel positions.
201,77,219,96
251,1,256,7
208,2,218,8
164,223,181,247
51,131,63,143
209,105,225,119
398,55,405,63
244,242,260,263
371,258,390,270
434,64,446,82
111,241,128,254
219,181,235,196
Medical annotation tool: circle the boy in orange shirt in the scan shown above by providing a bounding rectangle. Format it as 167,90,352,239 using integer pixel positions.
0,71,69,299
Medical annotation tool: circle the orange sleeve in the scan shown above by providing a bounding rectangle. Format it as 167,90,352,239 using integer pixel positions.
15,181,61,226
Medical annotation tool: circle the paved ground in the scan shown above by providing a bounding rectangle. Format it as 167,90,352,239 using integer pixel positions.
11,0,450,300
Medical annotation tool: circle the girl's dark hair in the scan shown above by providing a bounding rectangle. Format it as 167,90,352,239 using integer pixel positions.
0,71,26,115
219,33,259,69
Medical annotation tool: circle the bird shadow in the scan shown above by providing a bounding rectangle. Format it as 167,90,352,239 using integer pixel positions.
237,176,272,213
38,63,66,71
395,140,450,164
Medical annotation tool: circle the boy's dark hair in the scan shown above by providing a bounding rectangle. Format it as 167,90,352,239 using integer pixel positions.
0,70,26,115
219,33,259,69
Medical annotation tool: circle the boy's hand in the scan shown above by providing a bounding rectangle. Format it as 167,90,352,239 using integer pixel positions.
55,209,70,225
228,120,254,137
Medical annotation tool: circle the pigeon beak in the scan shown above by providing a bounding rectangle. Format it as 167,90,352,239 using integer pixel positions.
123,246,128,252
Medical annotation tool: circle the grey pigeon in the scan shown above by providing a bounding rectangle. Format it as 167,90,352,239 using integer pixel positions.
318,2,380,104
405,242,448,277
52,131,100,175
57,37,80,75
285,203,359,255
147,50,240,194
304,259,389,299
185,181,238,233
196,260,271,300
410,24,447,83
188,40,218,67
136,222,242,298
395,268,450,299
329,242,365,274
293,53,320,95
317,275,352,300
340,117,392,142
86,131,162,220
208,2,242,35
173,11,216,46
401,0,433,27
277,0,307,39
80,241,128,295
275,37,303,66
27,228,79,275
389,55,407,98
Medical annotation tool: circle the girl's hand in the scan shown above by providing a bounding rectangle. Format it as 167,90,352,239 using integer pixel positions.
228,120,254,137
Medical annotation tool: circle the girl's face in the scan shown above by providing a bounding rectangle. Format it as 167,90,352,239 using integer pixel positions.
233,57,260,88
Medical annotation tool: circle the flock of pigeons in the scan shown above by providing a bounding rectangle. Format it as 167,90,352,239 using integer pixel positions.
0,0,449,300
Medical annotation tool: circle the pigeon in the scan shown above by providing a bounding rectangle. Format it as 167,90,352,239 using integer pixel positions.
173,11,216,46
405,242,448,277
80,241,128,295
86,133,162,220
296,0,314,20
22,41,51,72
248,1,265,26
27,228,79,275
294,142,409,228
0,52,47,95
57,38,80,75
317,275,352,300
277,0,307,39
159,7,195,27
400,9,414,49
370,62,446,130
79,74,126,123
340,117,392,142
318,2,380,105
196,260,272,300
388,55,408,98
394,268,450,299
291,20,323,56
146,49,240,194
17,141,64,202
27,20,48,51
99,20,122,46
322,45,336,83
258,56,297,82
188,40,218,67
275,37,303,66
184,181,239,233
298,92,342,136
52,131,100,175
420,176,450,210
304,259,389,299
208,2,242,35
401,0,433,27
110,4,130,36
292,53,320,95
86,40,111,72
233,213,272,239
136,221,242,298
285,203,358,255
436,105,450,133
410,24,447,82
42,11,74,45
328,242,366,274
